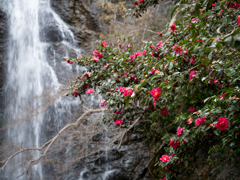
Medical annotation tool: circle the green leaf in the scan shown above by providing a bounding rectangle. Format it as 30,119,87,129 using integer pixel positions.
203,59,211,67
171,5,179,19
195,4,200,17
125,98,129,107
213,129,220,136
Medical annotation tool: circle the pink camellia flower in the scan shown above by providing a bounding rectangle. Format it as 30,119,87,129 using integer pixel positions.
160,179,166,180
119,44,122,47
92,56,99,62
130,54,135,59
172,45,183,54
126,59,129,62
192,18,197,22
159,155,170,162
158,32,163,36
74,91,79,97
170,139,180,148
187,117,193,125
177,126,184,137
164,65,167,69
119,86,126,93
158,41,163,47
219,93,226,99
102,41,107,47
100,100,105,107
139,0,144,3
86,88,94,94
115,119,123,126
237,16,240,25
215,117,229,131
195,116,206,126
161,108,168,116
126,43,132,50
171,24,176,31
149,45,154,49
189,70,197,79
153,102,156,106
142,50,147,56
212,3,216,6
123,88,133,97
189,108,196,112
214,77,218,84
150,88,161,100
134,51,142,56
104,64,109,68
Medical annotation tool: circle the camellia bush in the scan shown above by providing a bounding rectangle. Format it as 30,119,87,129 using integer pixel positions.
65,0,240,179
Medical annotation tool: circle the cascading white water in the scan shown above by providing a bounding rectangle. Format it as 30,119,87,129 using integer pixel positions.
4,0,82,179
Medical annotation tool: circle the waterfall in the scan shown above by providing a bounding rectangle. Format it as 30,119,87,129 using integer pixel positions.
3,0,82,179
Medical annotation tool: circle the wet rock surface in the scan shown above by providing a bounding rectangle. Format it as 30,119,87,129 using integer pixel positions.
50,0,100,55
73,130,152,180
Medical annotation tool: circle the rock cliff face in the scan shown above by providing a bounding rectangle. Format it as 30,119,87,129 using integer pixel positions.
61,130,152,180
50,0,100,55
0,6,7,133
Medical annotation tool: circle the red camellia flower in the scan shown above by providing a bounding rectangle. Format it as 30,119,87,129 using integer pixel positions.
219,93,226,99
134,2,139,5
170,139,180,148
86,88,94,94
195,116,206,126
139,0,144,3
119,44,122,47
150,88,161,100
215,117,229,131
189,108,196,112
160,179,166,180
124,88,133,97
212,3,216,6
189,70,197,79
158,32,163,36
159,155,170,162
161,108,168,116
170,24,176,31
182,139,187,144
102,41,107,47
172,45,183,54
114,110,121,114
177,126,184,137
74,91,79,97
115,119,123,126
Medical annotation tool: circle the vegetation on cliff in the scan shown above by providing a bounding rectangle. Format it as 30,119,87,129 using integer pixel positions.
66,0,240,179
